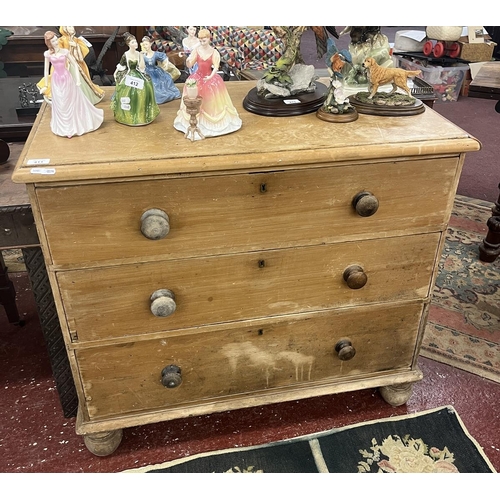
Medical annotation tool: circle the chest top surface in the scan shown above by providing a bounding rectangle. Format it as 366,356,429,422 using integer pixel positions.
12,81,480,184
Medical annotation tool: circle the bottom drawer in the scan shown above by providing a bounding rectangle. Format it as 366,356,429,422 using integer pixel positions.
77,302,424,421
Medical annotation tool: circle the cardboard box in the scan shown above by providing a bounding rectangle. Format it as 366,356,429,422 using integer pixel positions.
459,39,497,62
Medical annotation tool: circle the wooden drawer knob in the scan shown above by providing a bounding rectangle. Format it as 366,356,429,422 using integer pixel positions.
343,265,368,289
150,289,176,317
161,365,182,388
352,191,379,217
335,339,356,361
141,209,170,240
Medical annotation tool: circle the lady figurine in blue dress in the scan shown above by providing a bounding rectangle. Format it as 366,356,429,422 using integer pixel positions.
140,36,181,104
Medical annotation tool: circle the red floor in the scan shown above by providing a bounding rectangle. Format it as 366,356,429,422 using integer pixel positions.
1,272,499,473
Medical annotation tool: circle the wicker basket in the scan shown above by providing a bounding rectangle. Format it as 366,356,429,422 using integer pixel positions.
426,26,462,42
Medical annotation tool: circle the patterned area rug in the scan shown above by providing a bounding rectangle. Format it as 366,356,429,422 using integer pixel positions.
422,195,500,383
124,406,495,473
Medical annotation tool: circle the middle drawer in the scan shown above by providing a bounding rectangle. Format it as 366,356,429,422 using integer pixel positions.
58,233,439,343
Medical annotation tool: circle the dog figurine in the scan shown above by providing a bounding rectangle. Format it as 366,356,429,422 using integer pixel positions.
363,57,421,99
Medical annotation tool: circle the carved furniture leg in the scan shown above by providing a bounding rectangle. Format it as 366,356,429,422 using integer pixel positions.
492,182,500,217
83,429,123,456
379,382,414,406
0,251,24,325
479,216,500,263
22,247,78,418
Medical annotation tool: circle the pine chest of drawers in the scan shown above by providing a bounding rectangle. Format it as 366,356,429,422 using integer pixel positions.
12,82,480,456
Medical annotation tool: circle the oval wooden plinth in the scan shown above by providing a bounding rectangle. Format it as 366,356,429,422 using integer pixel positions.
316,108,359,123
349,94,425,116
243,83,327,117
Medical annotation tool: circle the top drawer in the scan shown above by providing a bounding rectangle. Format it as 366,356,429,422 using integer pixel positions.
36,157,459,268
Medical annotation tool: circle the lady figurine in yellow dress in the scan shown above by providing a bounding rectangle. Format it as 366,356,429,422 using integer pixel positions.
173,28,241,139
111,32,160,126
37,27,104,104
58,26,104,104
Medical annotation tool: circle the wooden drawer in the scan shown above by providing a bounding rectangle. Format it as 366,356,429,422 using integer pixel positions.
58,233,439,343
77,301,423,421
37,157,458,268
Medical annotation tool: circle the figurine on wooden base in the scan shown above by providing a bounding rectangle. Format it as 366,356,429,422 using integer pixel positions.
39,31,104,138
173,29,241,140
111,32,160,126
317,39,358,123
140,36,181,104
350,57,425,116
244,27,337,116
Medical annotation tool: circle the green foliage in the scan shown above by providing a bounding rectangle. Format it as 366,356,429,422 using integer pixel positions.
262,58,294,88
0,27,13,48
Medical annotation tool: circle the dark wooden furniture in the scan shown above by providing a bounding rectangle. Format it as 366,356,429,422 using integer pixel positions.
470,62,500,262
1,27,145,79
1,142,77,418
0,77,39,141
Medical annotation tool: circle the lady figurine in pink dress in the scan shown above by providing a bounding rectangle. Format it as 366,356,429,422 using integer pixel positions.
173,28,242,140
39,31,104,138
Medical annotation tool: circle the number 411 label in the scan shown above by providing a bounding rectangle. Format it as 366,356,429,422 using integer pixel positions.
124,75,144,90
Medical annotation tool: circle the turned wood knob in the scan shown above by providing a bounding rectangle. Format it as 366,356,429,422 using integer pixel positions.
141,209,170,240
335,339,356,361
343,265,368,289
161,365,182,388
150,289,176,317
352,191,379,217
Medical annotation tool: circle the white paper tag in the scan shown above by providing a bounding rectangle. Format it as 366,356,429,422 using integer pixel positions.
283,99,301,105
124,75,144,90
27,159,50,165
30,168,56,175
120,96,131,111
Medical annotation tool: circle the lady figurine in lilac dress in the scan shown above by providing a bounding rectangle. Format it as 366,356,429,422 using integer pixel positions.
140,36,181,104
39,31,104,138
173,28,241,139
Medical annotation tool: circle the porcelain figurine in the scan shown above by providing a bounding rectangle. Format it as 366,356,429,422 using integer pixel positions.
39,31,104,138
317,39,358,122
110,32,160,126
37,27,104,104
140,36,181,104
173,28,241,140
58,26,104,104
181,26,200,74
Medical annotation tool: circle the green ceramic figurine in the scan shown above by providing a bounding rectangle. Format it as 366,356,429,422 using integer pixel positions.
110,32,160,126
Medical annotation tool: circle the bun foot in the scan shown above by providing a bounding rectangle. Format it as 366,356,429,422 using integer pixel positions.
83,429,123,456
379,382,414,406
